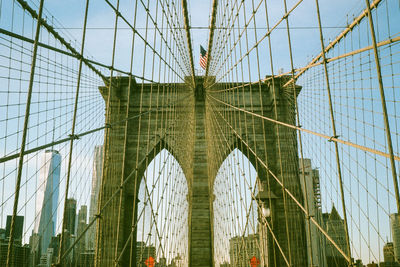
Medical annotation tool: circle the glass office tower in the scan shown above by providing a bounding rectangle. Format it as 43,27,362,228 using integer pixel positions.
34,149,61,254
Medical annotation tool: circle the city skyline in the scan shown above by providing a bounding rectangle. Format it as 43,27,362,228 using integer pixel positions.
2,144,400,266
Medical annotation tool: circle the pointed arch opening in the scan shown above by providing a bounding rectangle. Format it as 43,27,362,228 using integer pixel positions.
136,148,189,266
213,148,265,266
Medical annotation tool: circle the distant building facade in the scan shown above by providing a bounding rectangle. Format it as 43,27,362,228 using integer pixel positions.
5,215,24,245
299,158,327,267
0,243,30,267
382,241,400,267
323,206,348,267
385,242,396,263
34,150,61,255
79,250,95,267
229,234,260,267
0,232,30,267
0,223,30,267
391,213,400,262
75,205,88,265
29,232,41,266
37,247,55,267
65,198,77,235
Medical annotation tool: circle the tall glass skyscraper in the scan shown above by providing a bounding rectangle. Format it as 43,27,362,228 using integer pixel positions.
34,149,61,254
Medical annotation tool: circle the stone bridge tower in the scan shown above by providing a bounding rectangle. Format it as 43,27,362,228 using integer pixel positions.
95,76,307,266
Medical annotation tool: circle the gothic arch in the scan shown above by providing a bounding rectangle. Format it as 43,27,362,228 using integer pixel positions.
97,76,308,266
136,147,189,266
133,139,189,194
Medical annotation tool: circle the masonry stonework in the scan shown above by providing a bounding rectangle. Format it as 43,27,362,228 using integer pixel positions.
95,76,307,266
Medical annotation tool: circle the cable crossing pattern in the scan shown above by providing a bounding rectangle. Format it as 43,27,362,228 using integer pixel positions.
0,0,399,266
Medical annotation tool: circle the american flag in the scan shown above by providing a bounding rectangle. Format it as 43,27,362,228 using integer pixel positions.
199,45,208,70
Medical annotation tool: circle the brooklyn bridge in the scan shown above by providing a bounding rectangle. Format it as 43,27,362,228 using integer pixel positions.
0,0,399,266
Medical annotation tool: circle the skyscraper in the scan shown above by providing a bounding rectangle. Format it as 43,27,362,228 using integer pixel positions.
65,198,77,235
1,216,29,267
5,215,24,245
34,149,61,255
323,206,348,267
88,146,103,250
299,159,327,267
391,213,400,262
77,205,87,250
76,205,88,265
29,232,41,266
384,242,395,263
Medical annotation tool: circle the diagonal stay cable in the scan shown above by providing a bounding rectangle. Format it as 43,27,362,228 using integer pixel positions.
206,31,400,95
58,121,179,262
103,0,188,81
207,94,400,162
207,96,352,263
208,91,291,265
6,0,44,265
14,0,106,80
205,0,304,88
0,93,191,164
283,0,383,87
115,152,175,264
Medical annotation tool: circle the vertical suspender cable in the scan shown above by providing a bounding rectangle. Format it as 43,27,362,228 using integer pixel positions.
6,0,45,266
181,0,195,87
264,0,293,264
95,0,121,265
281,0,313,264
205,0,218,79
363,0,400,214
129,0,150,264
262,1,278,263
314,0,352,265
113,0,138,265
57,0,90,264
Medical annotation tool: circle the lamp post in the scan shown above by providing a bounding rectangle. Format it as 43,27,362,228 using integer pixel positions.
256,187,278,267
